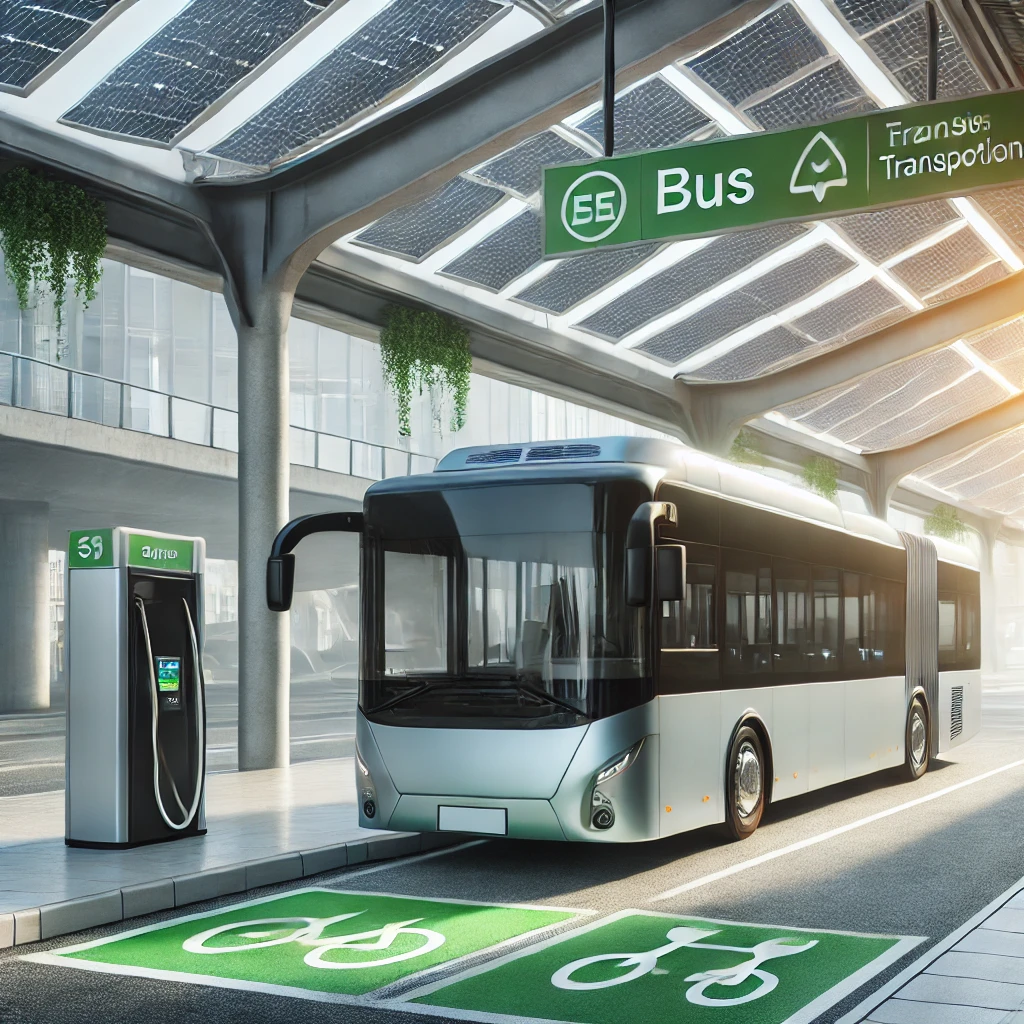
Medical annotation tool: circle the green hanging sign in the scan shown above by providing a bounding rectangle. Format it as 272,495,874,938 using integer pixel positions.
543,89,1024,256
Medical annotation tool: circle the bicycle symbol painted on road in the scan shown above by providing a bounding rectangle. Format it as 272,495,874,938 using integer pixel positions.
182,911,446,970
551,925,818,1007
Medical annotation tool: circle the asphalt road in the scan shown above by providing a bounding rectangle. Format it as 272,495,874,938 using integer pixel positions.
0,677,357,798
2,679,1023,1024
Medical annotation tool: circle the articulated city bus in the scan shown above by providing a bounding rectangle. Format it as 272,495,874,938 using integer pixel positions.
267,438,981,843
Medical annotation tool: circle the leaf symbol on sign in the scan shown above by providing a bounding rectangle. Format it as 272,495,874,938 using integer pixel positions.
790,131,848,203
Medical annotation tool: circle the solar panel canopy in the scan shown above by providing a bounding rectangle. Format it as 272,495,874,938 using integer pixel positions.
2,0,1024,523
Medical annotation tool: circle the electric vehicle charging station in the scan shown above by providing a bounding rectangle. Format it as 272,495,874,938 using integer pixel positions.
66,528,207,848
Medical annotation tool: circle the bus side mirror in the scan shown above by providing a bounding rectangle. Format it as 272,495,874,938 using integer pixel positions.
625,501,679,607
267,554,296,612
626,549,649,607
657,545,686,603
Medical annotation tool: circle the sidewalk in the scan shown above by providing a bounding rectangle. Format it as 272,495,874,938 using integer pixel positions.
849,878,1024,1023
0,757,448,949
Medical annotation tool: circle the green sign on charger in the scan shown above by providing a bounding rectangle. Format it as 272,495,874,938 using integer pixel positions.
68,529,194,571
128,533,193,572
68,529,114,569
543,88,1024,255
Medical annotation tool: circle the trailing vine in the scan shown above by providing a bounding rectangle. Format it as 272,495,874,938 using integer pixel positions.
0,166,107,335
729,428,765,467
925,503,967,542
379,305,471,437
802,456,839,501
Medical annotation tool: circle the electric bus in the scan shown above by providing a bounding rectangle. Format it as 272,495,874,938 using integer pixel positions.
267,437,981,843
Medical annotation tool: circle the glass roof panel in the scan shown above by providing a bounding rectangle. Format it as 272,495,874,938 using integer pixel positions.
926,261,1007,305
744,60,876,130
944,447,1024,500
685,326,812,381
829,201,960,262
971,186,1024,253
577,224,807,342
637,244,856,364
887,227,996,298
967,316,1024,388
62,0,330,143
684,2,826,107
440,208,541,291
832,0,919,35
789,278,909,344
920,429,1024,490
473,130,588,198
853,374,1004,450
574,76,712,154
0,0,115,90
210,0,507,168
856,5,986,101
787,349,962,433
352,174,505,261
513,243,661,315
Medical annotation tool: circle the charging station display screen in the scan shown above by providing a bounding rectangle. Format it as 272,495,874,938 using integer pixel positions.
156,657,181,692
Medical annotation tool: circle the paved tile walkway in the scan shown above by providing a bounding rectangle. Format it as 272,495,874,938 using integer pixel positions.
0,757,378,914
861,885,1024,1023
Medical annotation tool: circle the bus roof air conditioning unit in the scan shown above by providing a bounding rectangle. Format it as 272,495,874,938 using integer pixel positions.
526,444,601,461
465,448,523,465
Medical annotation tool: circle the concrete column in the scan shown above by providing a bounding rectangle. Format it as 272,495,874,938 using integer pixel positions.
0,501,50,713
237,287,292,769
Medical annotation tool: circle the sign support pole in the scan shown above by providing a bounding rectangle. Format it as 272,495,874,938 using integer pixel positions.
926,0,939,102
603,0,615,157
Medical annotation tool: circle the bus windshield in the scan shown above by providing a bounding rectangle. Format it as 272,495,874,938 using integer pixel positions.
363,481,652,727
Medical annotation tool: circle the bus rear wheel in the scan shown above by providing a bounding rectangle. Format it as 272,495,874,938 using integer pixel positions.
904,697,930,781
725,725,765,840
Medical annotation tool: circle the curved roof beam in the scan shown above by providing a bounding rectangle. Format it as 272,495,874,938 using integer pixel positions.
197,0,764,286
683,269,1024,454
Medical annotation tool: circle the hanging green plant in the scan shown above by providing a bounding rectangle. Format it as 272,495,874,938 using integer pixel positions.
802,456,839,501
925,503,967,542
729,428,766,467
0,166,107,334
379,305,471,437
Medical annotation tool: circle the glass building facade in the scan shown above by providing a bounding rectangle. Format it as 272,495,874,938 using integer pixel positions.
0,254,663,477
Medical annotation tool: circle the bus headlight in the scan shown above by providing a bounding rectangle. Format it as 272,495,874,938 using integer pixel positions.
595,739,645,785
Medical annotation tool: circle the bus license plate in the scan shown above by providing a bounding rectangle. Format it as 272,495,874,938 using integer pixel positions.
438,805,508,835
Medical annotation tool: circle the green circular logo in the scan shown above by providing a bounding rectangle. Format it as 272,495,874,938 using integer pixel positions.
560,170,627,243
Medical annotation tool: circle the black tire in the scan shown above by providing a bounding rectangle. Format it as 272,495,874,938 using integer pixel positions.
904,696,930,781
725,725,766,840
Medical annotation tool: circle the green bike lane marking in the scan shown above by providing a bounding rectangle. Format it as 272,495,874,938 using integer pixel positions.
404,910,923,1024
23,888,583,1005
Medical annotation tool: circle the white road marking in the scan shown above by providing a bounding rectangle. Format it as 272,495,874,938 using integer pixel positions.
0,760,63,773
651,757,1024,903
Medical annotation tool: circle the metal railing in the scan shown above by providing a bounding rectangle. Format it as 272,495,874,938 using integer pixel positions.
0,351,435,481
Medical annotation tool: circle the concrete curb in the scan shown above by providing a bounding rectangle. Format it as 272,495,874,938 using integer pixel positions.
835,873,1024,1024
2,831,461,950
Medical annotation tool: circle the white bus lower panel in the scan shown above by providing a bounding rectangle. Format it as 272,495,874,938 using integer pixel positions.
936,670,981,754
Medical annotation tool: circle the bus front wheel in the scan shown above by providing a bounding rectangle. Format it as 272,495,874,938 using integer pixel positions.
904,697,930,781
725,725,766,840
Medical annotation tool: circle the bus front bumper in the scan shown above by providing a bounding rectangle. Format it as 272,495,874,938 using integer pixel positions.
355,705,661,843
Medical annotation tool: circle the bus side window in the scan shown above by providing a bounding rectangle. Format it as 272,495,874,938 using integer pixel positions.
723,550,771,674
938,592,957,672
958,591,980,670
812,566,840,668
774,558,810,673
660,563,716,650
